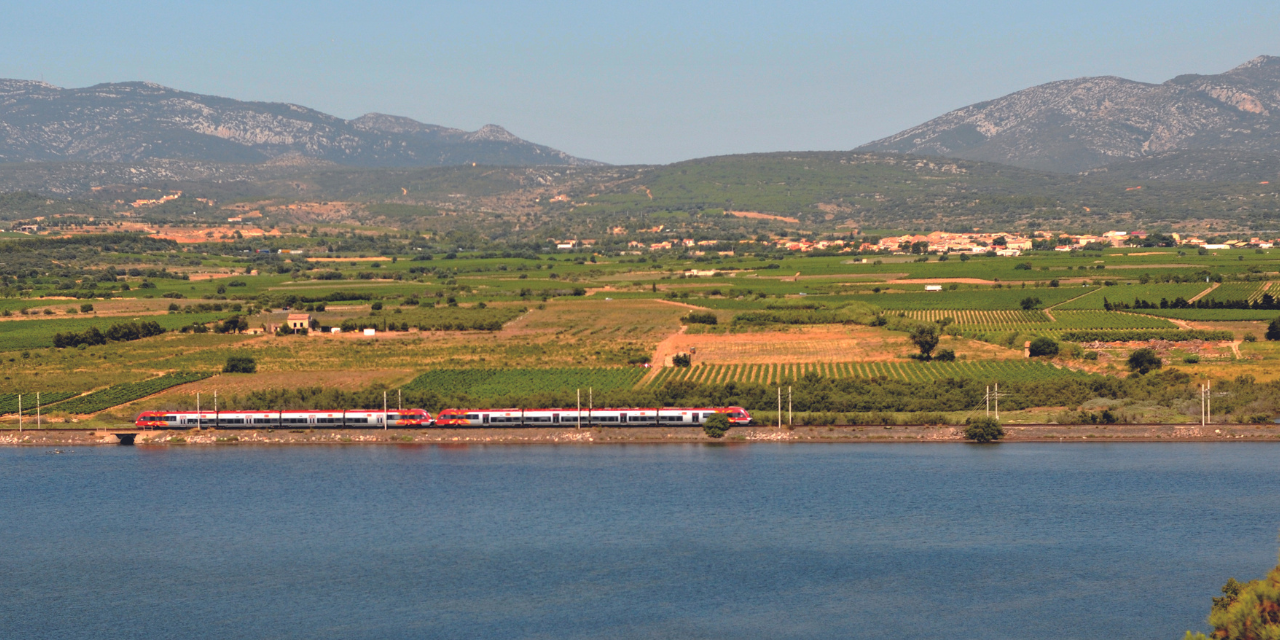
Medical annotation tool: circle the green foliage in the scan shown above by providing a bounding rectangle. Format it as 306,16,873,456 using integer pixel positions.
1183,558,1280,640
1267,317,1280,341
1028,337,1060,358
703,412,731,438
222,356,257,374
52,320,165,348
1127,348,1163,375
963,416,1004,443
909,323,940,358
1059,329,1232,343
672,353,692,367
683,311,718,325
1020,296,1042,310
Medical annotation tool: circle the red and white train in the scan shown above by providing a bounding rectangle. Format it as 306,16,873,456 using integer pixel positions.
135,406,752,429
433,407,752,427
135,409,433,429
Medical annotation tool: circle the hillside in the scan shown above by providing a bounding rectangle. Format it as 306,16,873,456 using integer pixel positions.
0,80,598,168
859,55,1280,174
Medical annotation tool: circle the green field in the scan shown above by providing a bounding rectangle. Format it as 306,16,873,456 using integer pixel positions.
0,312,231,352
405,367,648,398
1056,283,1212,309
1199,282,1273,303
864,286,1087,310
45,372,213,415
647,361,1090,387
0,392,80,415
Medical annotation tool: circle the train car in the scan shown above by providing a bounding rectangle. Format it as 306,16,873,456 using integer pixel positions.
135,409,432,429
434,406,751,427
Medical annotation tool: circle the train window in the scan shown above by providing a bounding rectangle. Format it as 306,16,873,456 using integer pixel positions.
660,416,683,422
387,414,400,421
348,418,368,424
254,418,274,424
595,416,617,422
628,416,650,422
527,416,551,423
465,414,480,420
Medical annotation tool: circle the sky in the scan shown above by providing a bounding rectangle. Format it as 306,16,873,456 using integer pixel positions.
3,0,1279,165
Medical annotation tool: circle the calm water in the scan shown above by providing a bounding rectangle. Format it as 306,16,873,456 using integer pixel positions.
2,443,1278,639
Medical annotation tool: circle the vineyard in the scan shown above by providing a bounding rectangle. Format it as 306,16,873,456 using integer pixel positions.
867,287,1085,310
904,310,1051,328
1142,308,1280,321
1047,311,1176,330
647,360,1089,387
1056,284,1212,310
44,372,213,415
406,367,648,398
1199,281,1274,304
0,392,79,415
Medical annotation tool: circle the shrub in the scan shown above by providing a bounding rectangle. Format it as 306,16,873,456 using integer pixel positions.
1183,354,1200,364
371,301,384,311
1127,348,1162,375
672,353,692,367
223,356,257,374
1243,333,1257,343
1267,317,1280,341
1020,296,1043,310
963,416,1005,443
80,303,94,313
933,348,956,361
1028,337,1059,358
683,311,718,325
703,413,731,438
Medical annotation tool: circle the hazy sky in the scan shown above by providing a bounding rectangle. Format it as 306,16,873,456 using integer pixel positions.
3,1,1279,165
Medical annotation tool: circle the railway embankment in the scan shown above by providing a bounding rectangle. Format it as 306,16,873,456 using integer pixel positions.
2,423,1279,446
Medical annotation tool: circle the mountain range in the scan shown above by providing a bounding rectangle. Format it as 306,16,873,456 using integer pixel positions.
859,55,1280,174
0,80,599,168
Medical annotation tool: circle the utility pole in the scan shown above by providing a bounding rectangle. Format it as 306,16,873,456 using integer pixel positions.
788,386,792,427
994,383,999,420
577,389,582,429
777,387,782,428
36,392,40,429
398,389,402,412
384,391,388,430
985,385,990,417
197,393,201,430
17,394,21,433
1206,380,1211,425
589,387,593,426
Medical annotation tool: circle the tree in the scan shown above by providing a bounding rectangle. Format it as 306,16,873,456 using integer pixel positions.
963,417,1004,443
672,353,692,367
1127,348,1162,375
1028,337,1059,358
1184,556,1280,640
1020,296,1043,310
703,413,731,438
223,355,257,373
910,323,940,359
1267,317,1280,341
934,348,956,361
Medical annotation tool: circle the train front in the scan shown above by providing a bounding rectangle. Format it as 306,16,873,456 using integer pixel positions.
135,411,169,428
724,407,752,425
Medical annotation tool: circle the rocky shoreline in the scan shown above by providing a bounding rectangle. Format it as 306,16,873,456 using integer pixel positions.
3,423,1279,446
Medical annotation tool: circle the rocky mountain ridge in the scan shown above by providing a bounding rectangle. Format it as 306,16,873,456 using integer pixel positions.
858,55,1280,174
0,79,599,168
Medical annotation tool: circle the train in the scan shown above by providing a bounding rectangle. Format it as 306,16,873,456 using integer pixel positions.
134,409,433,429
133,407,752,428
434,407,752,427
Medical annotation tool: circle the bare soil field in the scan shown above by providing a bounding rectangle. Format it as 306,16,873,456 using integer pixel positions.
654,325,1019,364
727,211,800,223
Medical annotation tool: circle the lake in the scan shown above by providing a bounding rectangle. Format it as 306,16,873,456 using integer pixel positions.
2,443,1276,639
